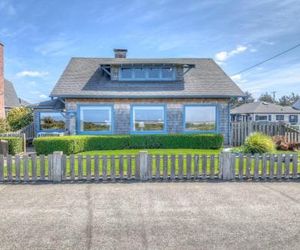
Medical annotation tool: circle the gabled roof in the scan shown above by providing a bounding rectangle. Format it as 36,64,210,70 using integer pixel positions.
4,79,30,108
292,99,300,110
4,79,21,108
231,102,300,114
50,57,244,99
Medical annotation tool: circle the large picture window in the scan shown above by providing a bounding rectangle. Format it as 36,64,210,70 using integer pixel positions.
79,106,112,133
184,106,217,132
39,112,65,131
132,106,165,133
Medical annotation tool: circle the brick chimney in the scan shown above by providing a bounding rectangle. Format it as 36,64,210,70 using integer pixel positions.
113,49,127,58
0,42,5,119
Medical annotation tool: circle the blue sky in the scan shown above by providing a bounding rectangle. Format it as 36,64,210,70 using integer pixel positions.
0,0,300,103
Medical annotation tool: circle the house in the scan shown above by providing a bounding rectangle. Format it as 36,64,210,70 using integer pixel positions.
292,99,300,110
231,101,300,125
33,49,244,144
0,42,30,118
4,79,30,113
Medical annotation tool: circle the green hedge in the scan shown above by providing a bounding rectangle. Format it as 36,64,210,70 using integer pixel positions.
0,137,23,155
33,134,223,155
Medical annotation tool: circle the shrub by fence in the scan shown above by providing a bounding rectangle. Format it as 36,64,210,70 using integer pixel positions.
33,134,224,155
0,137,23,155
0,152,298,183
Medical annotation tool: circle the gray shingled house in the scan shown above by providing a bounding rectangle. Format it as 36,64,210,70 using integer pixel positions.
231,101,300,125
4,79,29,113
33,49,244,144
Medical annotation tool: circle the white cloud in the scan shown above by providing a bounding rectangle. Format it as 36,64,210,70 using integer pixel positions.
215,45,248,62
35,36,76,56
231,74,242,81
16,71,48,78
39,94,48,99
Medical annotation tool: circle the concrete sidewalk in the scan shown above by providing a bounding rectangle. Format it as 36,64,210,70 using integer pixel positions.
0,182,299,250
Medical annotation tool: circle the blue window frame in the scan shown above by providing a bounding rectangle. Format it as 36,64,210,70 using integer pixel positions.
77,105,113,134
289,115,298,124
39,112,65,132
131,105,166,134
184,105,219,133
119,66,175,81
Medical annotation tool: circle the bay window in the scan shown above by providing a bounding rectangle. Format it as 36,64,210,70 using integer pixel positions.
184,105,217,132
132,106,165,133
78,106,112,133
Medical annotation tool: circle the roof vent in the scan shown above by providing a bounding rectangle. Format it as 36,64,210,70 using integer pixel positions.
113,49,127,58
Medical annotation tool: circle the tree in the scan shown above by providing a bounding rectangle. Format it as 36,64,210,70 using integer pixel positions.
230,91,255,107
278,93,300,106
7,107,33,131
258,92,276,103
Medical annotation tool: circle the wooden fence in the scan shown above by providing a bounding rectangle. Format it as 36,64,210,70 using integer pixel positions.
231,121,300,146
0,151,298,183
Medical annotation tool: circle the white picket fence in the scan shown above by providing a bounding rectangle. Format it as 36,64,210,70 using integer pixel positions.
0,151,299,183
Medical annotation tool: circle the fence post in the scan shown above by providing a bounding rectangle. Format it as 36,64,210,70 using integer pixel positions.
220,151,234,180
52,151,63,182
139,151,149,181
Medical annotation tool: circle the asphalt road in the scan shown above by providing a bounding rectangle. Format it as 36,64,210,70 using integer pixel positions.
0,182,299,250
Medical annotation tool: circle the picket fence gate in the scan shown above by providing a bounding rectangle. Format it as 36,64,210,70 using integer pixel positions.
0,151,299,183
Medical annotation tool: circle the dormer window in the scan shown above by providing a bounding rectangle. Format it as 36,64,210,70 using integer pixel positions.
119,66,176,81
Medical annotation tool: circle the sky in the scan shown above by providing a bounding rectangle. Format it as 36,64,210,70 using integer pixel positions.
0,0,300,103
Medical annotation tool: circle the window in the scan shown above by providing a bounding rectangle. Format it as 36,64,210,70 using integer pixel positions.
184,106,217,132
79,106,112,133
132,106,165,133
39,112,65,131
255,115,268,121
119,66,175,81
276,115,284,121
120,67,132,79
289,115,298,124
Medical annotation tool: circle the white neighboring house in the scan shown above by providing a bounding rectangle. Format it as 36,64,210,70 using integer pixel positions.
293,99,300,110
231,102,300,125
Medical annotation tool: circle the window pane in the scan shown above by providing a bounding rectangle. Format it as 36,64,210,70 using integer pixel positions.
255,115,268,121
185,106,216,131
133,106,164,131
276,115,284,121
161,67,174,79
80,107,111,132
120,68,132,79
40,112,65,131
133,68,146,79
148,68,160,78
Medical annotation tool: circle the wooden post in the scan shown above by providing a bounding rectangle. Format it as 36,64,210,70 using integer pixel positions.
220,151,234,180
52,151,63,182
139,151,148,181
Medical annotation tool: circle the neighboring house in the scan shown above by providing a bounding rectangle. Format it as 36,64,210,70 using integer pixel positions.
292,99,300,110
231,102,300,125
4,79,29,113
33,49,244,144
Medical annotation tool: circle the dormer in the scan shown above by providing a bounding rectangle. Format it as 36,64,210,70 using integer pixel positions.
100,49,194,82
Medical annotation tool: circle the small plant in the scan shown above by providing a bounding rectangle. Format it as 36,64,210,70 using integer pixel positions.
242,132,275,154
7,107,33,131
273,136,300,151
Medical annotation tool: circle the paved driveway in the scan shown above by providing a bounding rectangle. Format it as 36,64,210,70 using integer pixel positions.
0,182,299,250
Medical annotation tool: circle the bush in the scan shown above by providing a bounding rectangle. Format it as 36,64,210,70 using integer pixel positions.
0,118,10,133
33,134,224,155
0,137,23,155
7,107,33,131
242,133,275,154
273,135,300,151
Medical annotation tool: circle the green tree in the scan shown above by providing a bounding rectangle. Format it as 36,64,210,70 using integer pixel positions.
230,91,255,107
0,118,10,133
7,107,33,131
258,92,276,103
278,93,300,106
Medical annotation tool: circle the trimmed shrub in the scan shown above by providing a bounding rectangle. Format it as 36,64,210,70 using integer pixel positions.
0,137,23,155
33,134,224,155
243,132,275,154
7,107,33,131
